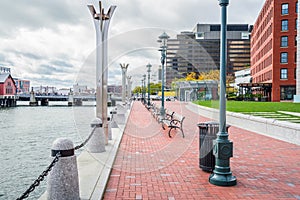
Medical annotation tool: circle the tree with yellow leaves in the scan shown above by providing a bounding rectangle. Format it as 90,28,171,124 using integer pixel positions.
199,70,219,80
185,72,199,81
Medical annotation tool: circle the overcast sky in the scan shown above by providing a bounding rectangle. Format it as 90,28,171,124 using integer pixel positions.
0,0,265,89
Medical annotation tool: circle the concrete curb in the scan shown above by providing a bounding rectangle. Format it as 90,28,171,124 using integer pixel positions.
186,102,300,145
79,103,133,200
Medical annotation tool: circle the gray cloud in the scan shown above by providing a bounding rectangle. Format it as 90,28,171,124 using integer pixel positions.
0,53,5,61
38,63,73,75
50,60,74,68
8,50,44,60
0,0,264,88
0,0,88,36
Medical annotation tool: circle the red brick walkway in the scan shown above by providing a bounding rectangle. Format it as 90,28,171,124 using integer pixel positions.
103,101,300,200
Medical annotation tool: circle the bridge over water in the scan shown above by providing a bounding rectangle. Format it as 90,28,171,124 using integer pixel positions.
14,93,122,106
17,94,96,101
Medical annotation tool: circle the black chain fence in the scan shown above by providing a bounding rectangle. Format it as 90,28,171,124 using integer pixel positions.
75,126,97,150
16,126,97,200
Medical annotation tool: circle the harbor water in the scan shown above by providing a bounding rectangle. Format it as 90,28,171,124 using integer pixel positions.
0,101,97,200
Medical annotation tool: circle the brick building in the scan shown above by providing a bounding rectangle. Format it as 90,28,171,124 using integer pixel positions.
251,0,298,101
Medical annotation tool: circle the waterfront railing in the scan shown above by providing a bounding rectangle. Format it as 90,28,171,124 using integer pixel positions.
16,125,98,200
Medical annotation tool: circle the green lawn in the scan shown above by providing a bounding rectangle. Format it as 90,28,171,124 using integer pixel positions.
194,100,300,113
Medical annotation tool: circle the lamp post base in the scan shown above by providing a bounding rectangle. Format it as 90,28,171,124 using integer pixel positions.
209,138,236,186
209,172,236,186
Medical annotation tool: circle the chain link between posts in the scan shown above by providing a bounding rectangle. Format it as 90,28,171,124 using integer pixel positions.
75,126,97,150
16,152,61,200
16,126,98,200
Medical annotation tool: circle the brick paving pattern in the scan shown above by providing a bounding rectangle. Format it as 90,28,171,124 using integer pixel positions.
103,101,300,200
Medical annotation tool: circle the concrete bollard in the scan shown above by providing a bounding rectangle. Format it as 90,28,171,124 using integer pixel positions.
116,104,126,125
87,118,105,153
47,138,80,200
108,117,112,140
117,103,126,114
110,108,118,128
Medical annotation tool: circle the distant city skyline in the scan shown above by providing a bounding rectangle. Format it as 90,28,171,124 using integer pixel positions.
0,0,264,88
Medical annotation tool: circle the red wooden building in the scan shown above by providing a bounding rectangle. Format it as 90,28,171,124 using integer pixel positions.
0,73,17,107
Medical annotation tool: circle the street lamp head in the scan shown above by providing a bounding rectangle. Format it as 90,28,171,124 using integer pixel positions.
158,32,170,48
219,0,229,6
120,63,129,70
87,2,116,20
146,63,152,72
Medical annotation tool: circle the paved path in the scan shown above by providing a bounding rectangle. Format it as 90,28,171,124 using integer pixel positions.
103,101,300,200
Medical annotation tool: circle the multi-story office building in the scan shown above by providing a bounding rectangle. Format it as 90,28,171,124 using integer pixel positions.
251,0,298,101
165,24,251,87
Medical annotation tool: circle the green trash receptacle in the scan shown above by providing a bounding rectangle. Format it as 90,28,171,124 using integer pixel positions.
197,121,230,172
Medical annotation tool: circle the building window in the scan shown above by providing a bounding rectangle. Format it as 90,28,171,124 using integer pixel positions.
297,2,298,13
282,3,289,15
296,36,298,46
295,68,297,79
296,19,298,30
280,86,295,100
280,68,288,79
281,36,288,47
281,20,288,31
280,52,288,63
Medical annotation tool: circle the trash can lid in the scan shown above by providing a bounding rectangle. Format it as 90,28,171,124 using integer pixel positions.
197,121,230,127
197,123,208,127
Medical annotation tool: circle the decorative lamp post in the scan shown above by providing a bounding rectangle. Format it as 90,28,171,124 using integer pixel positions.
141,78,144,102
142,74,146,104
146,63,152,107
88,1,116,144
209,0,237,186
120,63,129,104
158,32,169,119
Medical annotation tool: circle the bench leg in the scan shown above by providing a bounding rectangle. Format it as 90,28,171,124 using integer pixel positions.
168,128,173,138
180,128,185,138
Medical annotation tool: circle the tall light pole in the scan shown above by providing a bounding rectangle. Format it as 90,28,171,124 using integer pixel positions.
142,74,146,104
209,0,236,186
146,63,152,107
141,78,144,102
158,32,169,119
120,63,129,104
88,1,116,144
